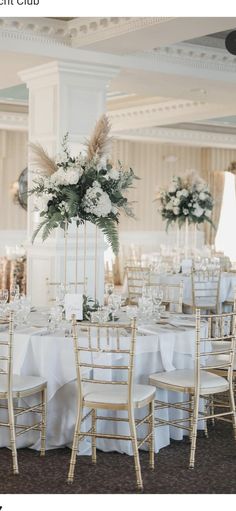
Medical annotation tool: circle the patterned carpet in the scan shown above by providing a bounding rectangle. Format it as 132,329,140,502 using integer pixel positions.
0,422,235,494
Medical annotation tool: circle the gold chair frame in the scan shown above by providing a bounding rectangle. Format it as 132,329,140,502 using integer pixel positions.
149,308,236,468
191,269,221,313
126,266,150,305
68,317,155,490
0,312,47,474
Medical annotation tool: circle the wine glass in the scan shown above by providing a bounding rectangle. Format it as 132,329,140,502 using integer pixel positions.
108,294,122,321
10,285,20,303
152,288,164,316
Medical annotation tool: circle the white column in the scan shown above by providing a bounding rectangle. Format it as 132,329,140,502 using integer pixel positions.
19,60,119,307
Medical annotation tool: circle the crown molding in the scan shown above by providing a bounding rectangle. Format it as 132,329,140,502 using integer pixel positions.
134,43,236,74
68,17,173,48
0,17,71,46
114,126,236,149
0,110,28,131
108,98,233,131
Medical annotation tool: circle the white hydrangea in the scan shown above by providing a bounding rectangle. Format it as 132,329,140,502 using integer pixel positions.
83,183,112,217
50,166,82,187
183,208,189,215
176,188,189,198
34,192,53,212
172,197,180,206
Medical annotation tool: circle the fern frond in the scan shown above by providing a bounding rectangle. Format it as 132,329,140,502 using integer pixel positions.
95,217,119,255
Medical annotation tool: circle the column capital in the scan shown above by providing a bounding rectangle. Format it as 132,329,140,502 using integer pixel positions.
19,60,119,90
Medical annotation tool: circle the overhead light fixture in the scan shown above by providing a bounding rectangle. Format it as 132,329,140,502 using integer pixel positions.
225,31,236,55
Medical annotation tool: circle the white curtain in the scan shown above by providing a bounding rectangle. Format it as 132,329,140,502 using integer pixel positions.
215,172,236,261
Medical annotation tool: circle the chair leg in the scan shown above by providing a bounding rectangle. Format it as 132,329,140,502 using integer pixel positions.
92,409,97,464
189,393,199,469
210,395,215,426
8,397,18,475
204,399,209,438
128,406,143,491
229,384,236,440
40,387,47,456
148,400,154,469
67,405,83,484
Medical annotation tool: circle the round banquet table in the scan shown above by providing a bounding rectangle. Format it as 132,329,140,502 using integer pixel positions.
0,315,208,455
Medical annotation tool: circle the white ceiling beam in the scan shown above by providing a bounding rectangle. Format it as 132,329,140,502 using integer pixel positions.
69,17,236,53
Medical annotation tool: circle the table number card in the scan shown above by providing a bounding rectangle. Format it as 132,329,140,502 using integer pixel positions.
64,293,83,321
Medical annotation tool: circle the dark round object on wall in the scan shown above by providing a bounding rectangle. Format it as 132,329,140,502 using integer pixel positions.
17,167,28,211
225,30,236,55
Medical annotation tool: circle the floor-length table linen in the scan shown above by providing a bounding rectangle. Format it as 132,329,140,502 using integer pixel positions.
0,317,207,455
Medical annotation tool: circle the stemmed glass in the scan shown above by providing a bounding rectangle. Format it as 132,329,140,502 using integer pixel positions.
107,294,122,321
152,288,164,316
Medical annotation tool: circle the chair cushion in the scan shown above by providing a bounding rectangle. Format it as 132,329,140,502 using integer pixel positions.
0,374,47,394
149,369,229,394
206,355,236,370
83,383,156,407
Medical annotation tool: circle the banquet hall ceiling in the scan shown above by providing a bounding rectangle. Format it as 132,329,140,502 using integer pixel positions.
0,16,236,147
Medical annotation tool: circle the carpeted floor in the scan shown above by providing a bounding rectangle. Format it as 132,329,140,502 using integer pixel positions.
0,422,235,494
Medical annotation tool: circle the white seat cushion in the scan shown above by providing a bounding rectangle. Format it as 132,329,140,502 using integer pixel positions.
0,374,47,394
83,383,156,407
149,369,229,394
206,355,236,370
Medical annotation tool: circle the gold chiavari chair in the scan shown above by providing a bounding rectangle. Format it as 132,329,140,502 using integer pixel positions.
144,282,184,313
149,308,236,468
68,317,156,490
191,269,221,313
126,266,150,305
0,312,47,473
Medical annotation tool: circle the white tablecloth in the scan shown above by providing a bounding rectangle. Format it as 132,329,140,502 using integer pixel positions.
0,317,207,455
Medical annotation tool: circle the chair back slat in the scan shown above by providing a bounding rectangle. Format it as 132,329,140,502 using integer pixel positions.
72,317,137,400
126,266,150,304
192,270,221,311
0,312,14,384
195,309,236,384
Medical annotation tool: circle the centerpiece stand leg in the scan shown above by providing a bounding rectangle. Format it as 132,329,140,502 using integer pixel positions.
75,222,79,293
64,221,68,293
184,217,189,260
84,221,87,295
94,225,98,302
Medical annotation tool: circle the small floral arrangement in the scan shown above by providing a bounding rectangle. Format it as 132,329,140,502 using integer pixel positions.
157,171,214,229
30,115,138,254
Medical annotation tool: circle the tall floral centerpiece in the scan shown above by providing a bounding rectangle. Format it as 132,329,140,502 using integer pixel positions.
157,172,214,258
30,115,138,294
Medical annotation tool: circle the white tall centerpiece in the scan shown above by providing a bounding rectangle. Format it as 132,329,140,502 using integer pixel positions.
157,172,214,260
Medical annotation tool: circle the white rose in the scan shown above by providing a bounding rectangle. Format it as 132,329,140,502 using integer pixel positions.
34,193,53,212
199,191,207,201
193,204,204,218
169,184,177,193
173,197,180,206
173,206,180,215
183,209,189,215
108,168,119,180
